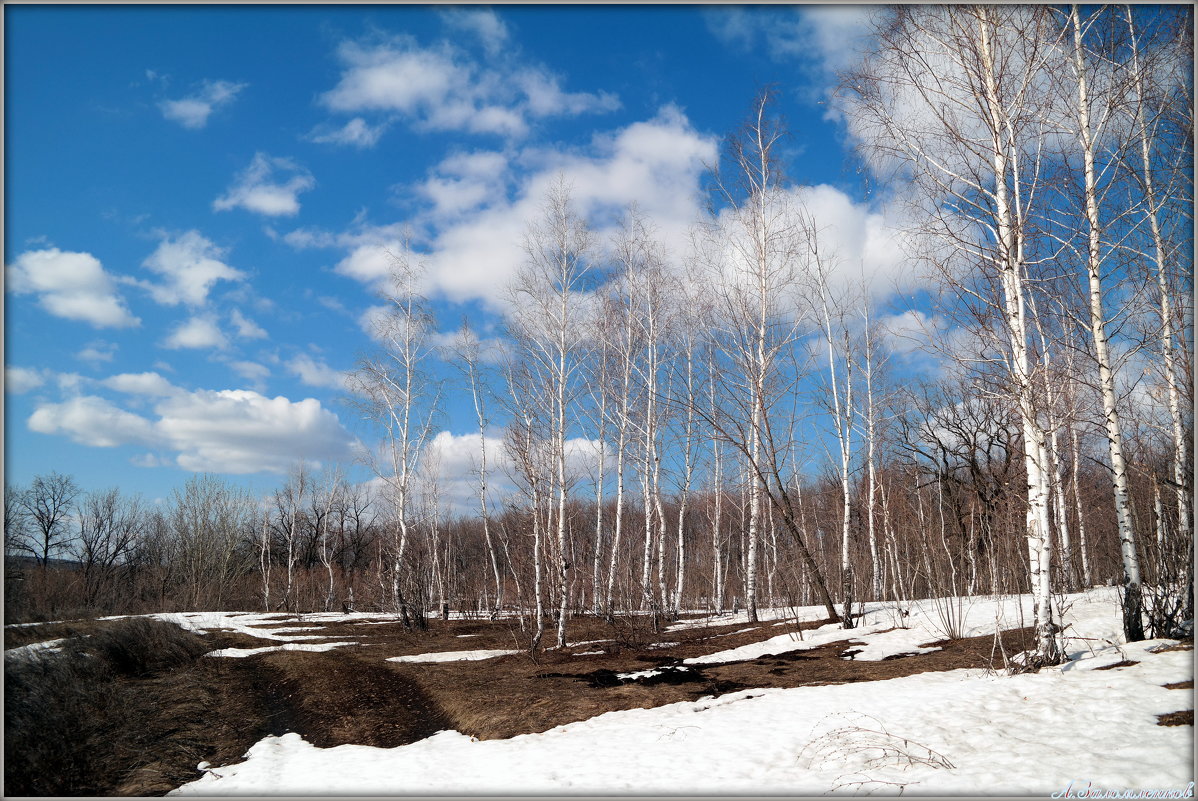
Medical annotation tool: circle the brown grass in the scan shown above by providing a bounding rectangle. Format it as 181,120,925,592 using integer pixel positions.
1157,710,1194,727
1093,659,1141,671
3,610,1041,795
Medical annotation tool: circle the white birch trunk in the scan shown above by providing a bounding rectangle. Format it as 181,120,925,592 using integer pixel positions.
1071,4,1143,641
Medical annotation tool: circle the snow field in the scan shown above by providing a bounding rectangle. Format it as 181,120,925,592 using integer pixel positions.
170,587,1193,795
173,637,1191,795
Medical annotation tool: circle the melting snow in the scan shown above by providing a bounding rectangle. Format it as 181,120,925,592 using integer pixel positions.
4,638,70,659
205,642,360,658
386,649,521,663
171,587,1192,796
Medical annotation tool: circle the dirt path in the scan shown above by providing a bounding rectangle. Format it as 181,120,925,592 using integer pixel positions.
251,650,454,748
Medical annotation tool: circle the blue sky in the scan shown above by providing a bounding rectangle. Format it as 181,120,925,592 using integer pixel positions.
5,4,918,505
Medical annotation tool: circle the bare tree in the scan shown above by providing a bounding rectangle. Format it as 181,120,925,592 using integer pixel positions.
696,90,842,624
16,472,80,568
348,250,439,628
74,488,143,609
507,177,595,649
454,319,505,619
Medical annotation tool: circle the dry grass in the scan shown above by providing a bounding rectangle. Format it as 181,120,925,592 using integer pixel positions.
1157,710,1194,727
1093,659,1141,671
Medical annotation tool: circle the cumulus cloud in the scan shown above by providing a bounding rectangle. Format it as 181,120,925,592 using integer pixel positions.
440,8,509,56
319,31,618,140
418,430,512,514
138,230,245,306
308,117,391,148
213,153,315,217
28,395,159,448
415,430,610,516
230,308,268,340
427,328,509,364
794,184,915,297
5,366,48,394
156,389,359,473
6,247,139,328
164,315,228,350
76,340,119,364
417,150,510,220
159,79,246,129
325,106,716,308
705,6,873,70
229,361,271,389
27,382,360,475
101,371,179,397
286,353,347,391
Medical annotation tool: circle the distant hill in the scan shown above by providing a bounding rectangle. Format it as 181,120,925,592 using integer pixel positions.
5,554,83,572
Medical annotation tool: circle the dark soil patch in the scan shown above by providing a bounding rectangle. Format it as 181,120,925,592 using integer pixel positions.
1164,680,1193,690
1153,640,1195,653
1157,710,1194,727
1094,660,1141,670
250,649,454,748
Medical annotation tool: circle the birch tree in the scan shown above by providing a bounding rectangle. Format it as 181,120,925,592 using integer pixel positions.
347,251,438,629
454,319,505,619
697,91,842,624
507,177,594,648
843,6,1067,663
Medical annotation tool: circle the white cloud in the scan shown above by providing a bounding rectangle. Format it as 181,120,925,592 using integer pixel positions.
440,8,509,56
419,430,513,515
319,33,617,140
704,6,872,71
286,353,347,391
308,117,391,148
159,79,246,129
6,247,139,328
56,372,86,393
101,371,179,397
76,340,119,364
427,329,508,365
214,153,315,217
5,366,48,394
792,6,876,75
28,385,359,475
413,430,611,516
229,361,271,390
155,389,359,473
164,315,228,350
332,107,717,308
417,150,509,219
230,308,268,340
138,230,244,306
878,310,947,355
792,184,914,297
28,395,158,448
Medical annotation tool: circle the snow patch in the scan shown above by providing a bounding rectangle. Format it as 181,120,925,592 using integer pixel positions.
205,642,359,658
386,649,521,663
